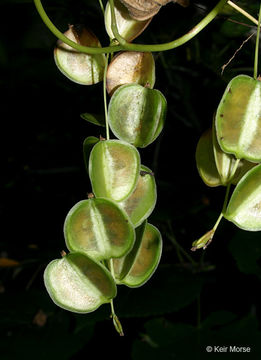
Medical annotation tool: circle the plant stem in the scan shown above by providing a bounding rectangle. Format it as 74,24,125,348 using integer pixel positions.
108,259,124,336
109,0,126,45
98,0,105,15
213,182,231,231
34,0,227,54
167,233,197,266
197,294,201,330
103,53,110,140
254,3,261,80
110,299,124,336
227,1,258,26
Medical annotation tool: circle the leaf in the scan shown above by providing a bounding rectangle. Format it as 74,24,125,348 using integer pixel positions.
228,230,261,278
132,313,261,359
116,265,203,317
225,163,261,230
80,113,105,127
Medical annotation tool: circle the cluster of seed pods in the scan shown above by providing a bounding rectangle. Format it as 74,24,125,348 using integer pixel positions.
194,74,261,250
44,1,166,322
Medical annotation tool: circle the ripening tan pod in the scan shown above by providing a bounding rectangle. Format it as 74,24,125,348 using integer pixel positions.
64,198,135,260
225,164,261,231
216,75,261,162
105,0,152,42
108,84,167,148
106,51,155,96
113,221,162,287
195,129,222,187
119,0,189,21
44,252,117,313
54,25,105,85
119,165,157,227
89,139,140,202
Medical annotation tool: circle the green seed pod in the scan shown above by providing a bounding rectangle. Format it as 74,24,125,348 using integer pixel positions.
54,25,105,85
44,252,117,313
196,127,256,187
216,75,261,162
195,128,222,187
108,84,167,148
64,197,135,261
89,139,140,202
105,0,152,42
106,51,155,96
119,165,157,227
225,163,261,231
212,122,256,185
83,136,99,174
113,222,162,287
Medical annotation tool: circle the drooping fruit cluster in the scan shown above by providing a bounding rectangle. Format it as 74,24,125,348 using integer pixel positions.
194,74,261,250
44,0,167,328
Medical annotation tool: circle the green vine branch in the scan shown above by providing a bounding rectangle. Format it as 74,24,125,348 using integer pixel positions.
34,0,227,54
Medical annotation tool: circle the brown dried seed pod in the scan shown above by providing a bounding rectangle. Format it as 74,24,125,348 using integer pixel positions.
119,0,189,21
106,51,155,96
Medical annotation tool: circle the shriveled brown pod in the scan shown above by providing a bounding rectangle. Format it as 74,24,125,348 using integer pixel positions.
106,51,155,96
119,0,189,21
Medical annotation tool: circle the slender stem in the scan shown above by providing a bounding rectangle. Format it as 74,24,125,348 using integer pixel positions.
98,0,105,15
108,259,124,336
109,0,126,45
108,0,228,52
254,3,261,79
34,0,227,54
197,294,201,330
212,182,231,231
212,212,224,232
227,1,258,26
103,53,110,140
167,233,197,266
222,183,231,213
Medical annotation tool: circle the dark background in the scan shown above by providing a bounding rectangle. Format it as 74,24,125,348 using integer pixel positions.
1,0,261,358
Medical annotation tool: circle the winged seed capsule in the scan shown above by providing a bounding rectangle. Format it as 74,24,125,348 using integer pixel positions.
119,0,189,21
64,197,135,261
89,139,141,201
216,75,261,163
108,84,167,148
105,0,152,41
54,25,105,85
112,221,162,287
44,252,117,313
106,51,155,96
